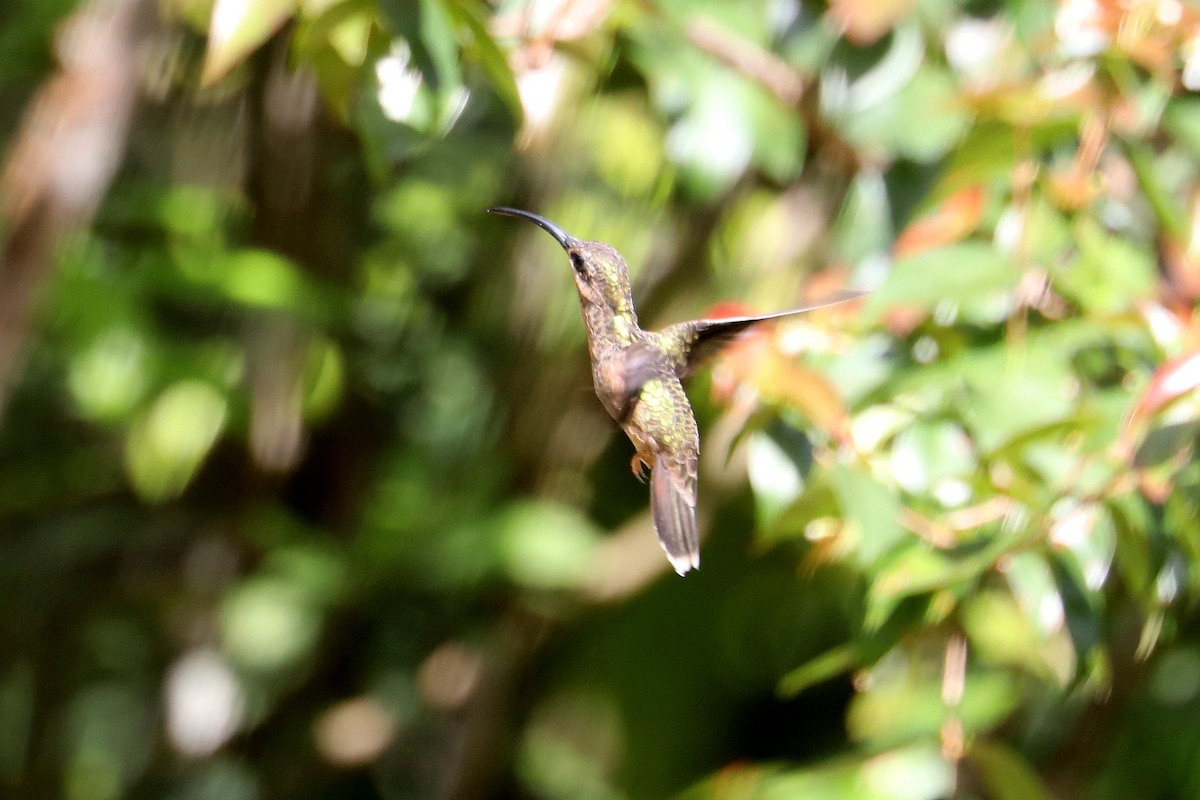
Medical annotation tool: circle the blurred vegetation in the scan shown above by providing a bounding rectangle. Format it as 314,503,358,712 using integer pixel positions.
2,0,1200,798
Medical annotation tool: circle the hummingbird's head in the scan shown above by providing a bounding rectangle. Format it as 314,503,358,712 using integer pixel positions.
489,207,634,316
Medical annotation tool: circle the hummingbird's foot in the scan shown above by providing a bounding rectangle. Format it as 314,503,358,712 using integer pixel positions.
630,453,651,483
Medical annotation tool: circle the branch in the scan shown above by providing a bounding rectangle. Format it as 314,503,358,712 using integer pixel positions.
683,18,806,106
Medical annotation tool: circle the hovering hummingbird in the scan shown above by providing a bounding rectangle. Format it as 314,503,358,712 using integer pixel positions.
490,207,862,575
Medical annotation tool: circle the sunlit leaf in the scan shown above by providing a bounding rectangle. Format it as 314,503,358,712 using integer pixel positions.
202,0,299,85
68,327,150,422
1056,217,1157,313
840,66,971,162
868,242,1017,316
124,381,227,502
741,745,953,800
747,426,809,524
219,249,323,316
888,420,976,496
962,590,1056,679
830,464,904,570
958,344,1077,453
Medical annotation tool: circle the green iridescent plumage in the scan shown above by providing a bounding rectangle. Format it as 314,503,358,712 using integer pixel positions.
489,207,862,575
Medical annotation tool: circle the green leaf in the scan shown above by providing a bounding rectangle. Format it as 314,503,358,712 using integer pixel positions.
970,739,1056,800
737,745,953,800
848,668,1019,746
832,170,893,266
219,249,323,315
380,0,461,91
866,532,1016,629
125,381,227,502
962,590,1055,679
202,0,300,85
840,65,970,162
1127,142,1188,241
868,242,1018,315
777,643,858,697
747,423,812,526
1055,217,1157,313
444,0,524,124
1164,97,1200,158
956,343,1076,453
496,502,600,590
889,420,976,495
221,577,321,671
830,464,905,570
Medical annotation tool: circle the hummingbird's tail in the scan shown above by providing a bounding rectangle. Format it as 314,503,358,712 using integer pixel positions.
651,465,700,575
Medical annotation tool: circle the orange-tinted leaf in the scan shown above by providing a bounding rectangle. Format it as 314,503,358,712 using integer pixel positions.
827,0,915,45
710,332,770,405
754,351,853,443
894,185,985,259
710,337,852,443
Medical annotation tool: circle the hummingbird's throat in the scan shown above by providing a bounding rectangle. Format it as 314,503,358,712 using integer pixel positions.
581,299,638,347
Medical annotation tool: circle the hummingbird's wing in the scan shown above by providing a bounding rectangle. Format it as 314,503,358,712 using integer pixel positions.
659,290,867,380
604,341,667,423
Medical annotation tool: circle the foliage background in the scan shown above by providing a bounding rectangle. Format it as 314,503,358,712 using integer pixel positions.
2,0,1200,798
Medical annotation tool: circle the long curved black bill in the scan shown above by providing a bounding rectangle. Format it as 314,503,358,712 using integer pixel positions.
488,207,575,250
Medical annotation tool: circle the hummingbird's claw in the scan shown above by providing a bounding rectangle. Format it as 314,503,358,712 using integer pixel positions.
631,453,650,483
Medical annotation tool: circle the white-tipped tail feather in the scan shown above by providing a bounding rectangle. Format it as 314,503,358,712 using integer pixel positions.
651,465,699,575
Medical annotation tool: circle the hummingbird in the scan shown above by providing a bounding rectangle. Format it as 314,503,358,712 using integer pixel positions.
490,207,862,575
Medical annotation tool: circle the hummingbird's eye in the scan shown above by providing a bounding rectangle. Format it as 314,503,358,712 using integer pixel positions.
569,251,587,276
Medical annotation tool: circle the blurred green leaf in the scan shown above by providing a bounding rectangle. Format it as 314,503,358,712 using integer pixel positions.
970,739,1056,800
736,745,954,800
830,464,904,570
497,502,601,590
963,590,1057,679
868,242,1017,314
124,381,227,502
62,683,154,800
840,65,970,162
889,420,976,495
221,577,321,672
958,343,1077,453
444,0,523,124
777,643,857,697
1056,217,1157,313
201,0,299,85
848,668,1018,746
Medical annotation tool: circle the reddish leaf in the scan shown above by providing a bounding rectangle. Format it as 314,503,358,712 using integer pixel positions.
1117,350,1200,457
894,185,985,259
709,324,852,444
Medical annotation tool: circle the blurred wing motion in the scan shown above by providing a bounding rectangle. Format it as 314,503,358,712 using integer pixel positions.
661,290,868,379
